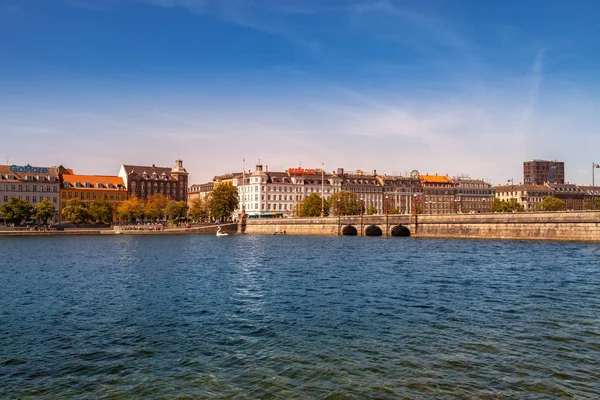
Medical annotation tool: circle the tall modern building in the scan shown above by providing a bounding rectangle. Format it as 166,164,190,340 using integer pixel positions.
523,160,564,185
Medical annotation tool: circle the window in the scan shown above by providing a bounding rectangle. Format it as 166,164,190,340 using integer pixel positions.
25,196,30,201
62,192,66,198
53,197,57,203
3,196,7,202
32,196,37,203
68,192,72,198
33,185,37,192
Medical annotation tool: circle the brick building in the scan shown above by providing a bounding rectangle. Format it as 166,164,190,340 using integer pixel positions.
523,160,564,185
118,159,189,202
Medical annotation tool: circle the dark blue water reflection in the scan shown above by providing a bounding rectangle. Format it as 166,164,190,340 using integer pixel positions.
1,235,599,398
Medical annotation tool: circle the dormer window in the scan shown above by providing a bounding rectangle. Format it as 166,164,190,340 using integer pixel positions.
108,183,115,189
26,175,34,181
85,182,92,188
64,182,71,188
49,176,56,182
37,176,45,182
75,182,83,188
96,183,104,188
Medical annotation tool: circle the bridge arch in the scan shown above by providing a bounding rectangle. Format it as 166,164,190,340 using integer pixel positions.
391,225,411,237
365,225,383,237
342,225,357,236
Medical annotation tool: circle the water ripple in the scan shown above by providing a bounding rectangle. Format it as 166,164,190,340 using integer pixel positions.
0,235,599,398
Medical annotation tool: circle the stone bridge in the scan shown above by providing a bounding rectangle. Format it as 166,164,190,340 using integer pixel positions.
239,212,600,241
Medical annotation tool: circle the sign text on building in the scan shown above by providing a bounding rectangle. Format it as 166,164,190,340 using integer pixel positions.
10,165,49,174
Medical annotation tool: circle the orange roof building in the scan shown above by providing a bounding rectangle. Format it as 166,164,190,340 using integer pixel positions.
60,173,127,222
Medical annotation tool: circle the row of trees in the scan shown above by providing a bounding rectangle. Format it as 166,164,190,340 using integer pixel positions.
0,198,56,225
117,184,240,223
298,192,580,216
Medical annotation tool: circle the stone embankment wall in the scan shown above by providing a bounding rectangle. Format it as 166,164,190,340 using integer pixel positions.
240,212,600,241
415,212,600,241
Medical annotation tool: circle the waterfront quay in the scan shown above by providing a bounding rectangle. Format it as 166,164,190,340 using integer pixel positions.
241,211,600,241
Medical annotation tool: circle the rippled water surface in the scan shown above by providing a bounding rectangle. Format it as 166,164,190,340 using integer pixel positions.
1,235,599,399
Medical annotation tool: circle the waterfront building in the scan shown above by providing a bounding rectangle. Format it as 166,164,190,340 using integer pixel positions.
336,168,384,213
454,178,495,213
375,175,422,214
118,159,189,202
523,160,565,185
574,186,600,209
495,184,553,211
546,183,585,210
0,164,61,222
59,171,127,222
419,174,456,214
232,162,342,218
188,182,214,203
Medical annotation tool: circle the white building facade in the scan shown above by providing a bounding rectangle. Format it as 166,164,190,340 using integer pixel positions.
0,164,61,222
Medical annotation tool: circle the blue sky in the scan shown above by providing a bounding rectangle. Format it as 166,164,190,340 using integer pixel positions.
1,0,599,185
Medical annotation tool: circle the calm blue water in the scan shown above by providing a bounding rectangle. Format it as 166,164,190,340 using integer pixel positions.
1,235,599,399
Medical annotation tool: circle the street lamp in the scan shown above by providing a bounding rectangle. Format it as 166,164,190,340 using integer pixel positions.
508,178,515,211
593,163,600,210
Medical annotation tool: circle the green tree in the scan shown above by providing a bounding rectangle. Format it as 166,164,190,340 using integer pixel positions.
538,196,566,211
299,193,329,217
117,196,144,223
0,197,34,225
89,198,114,223
366,205,377,215
492,197,524,212
144,193,169,221
189,196,211,222
210,183,239,221
62,199,89,223
329,191,362,216
387,206,400,215
165,200,188,222
35,199,56,224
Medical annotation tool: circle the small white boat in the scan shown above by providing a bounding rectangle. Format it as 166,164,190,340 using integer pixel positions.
216,227,229,236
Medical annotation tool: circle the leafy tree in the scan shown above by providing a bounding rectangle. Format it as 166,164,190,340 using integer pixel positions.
189,196,211,222
35,199,56,224
387,206,400,215
329,191,362,216
538,196,566,211
366,205,377,215
299,193,329,217
0,197,34,225
62,199,89,223
117,196,144,223
144,193,169,221
492,197,524,212
210,183,239,221
89,198,114,223
165,200,188,222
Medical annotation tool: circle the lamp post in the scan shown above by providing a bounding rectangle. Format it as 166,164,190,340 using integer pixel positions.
320,162,325,217
593,163,600,210
508,178,515,211
337,198,341,236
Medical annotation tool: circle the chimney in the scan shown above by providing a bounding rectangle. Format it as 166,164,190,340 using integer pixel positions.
152,164,155,168
266,165,268,172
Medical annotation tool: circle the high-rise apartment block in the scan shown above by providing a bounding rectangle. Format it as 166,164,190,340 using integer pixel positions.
523,160,564,185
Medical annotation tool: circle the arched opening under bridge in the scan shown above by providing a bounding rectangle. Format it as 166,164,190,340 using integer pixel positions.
391,225,411,237
342,225,357,236
365,225,382,236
